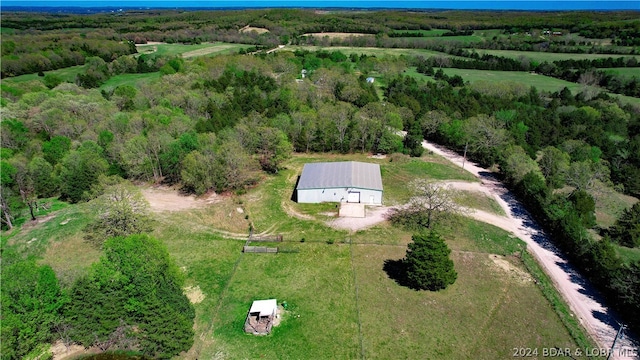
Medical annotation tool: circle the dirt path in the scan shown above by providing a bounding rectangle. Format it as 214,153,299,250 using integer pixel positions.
142,186,220,212
422,140,637,357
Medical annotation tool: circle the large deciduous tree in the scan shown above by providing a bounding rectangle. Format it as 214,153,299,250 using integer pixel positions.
83,182,154,248
405,231,457,291
389,178,460,230
58,141,109,203
463,114,508,166
66,234,195,358
256,127,292,173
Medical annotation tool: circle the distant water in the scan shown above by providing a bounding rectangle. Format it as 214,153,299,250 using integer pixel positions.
3,0,639,11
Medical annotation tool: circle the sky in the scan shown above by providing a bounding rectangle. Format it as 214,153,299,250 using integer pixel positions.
2,0,639,11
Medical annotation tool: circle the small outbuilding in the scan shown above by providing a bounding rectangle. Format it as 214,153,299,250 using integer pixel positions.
245,299,278,335
366,77,375,83
296,161,383,204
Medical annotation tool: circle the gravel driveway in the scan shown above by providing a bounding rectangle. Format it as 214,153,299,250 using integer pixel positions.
422,140,637,358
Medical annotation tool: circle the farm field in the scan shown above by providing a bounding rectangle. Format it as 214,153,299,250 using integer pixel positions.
286,45,462,60
135,42,253,57
471,49,640,63
404,66,640,105
603,67,640,79
390,29,452,36
4,153,593,359
404,66,583,93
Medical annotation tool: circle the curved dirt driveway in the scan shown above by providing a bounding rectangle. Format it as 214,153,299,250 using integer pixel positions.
422,140,637,358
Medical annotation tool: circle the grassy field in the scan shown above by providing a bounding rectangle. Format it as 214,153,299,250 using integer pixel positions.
3,152,595,359
286,45,463,60
99,72,162,91
594,189,638,228
2,65,84,85
405,66,583,94
455,190,506,216
471,49,640,63
603,67,640,79
135,42,252,58
616,245,640,265
390,29,452,37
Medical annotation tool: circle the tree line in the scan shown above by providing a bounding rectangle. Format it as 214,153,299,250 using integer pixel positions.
383,72,640,334
2,9,638,79
413,49,640,98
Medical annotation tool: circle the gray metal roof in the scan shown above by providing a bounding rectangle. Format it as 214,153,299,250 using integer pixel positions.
297,161,383,191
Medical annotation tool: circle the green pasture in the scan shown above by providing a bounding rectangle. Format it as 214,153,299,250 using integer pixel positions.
603,67,640,79
390,29,452,36
428,35,484,44
404,66,640,106
3,152,595,359
2,65,84,85
287,45,463,60
99,72,162,91
471,49,640,63
404,66,583,94
136,42,253,58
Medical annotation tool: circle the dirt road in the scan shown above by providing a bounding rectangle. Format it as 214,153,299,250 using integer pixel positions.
421,140,637,358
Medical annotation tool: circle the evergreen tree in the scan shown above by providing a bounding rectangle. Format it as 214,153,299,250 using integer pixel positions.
1,260,65,359
609,202,640,248
405,231,457,291
66,234,195,358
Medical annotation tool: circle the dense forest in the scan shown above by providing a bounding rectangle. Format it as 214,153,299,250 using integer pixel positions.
1,8,640,359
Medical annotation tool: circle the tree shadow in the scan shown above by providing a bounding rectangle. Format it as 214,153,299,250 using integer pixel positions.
383,258,414,289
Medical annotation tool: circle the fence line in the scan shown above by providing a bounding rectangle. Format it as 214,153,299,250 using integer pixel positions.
243,246,278,253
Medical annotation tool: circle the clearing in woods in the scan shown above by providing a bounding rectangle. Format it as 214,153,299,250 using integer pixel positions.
27,153,593,359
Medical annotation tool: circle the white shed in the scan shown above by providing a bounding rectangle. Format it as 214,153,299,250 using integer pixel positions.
296,161,383,205
245,299,278,335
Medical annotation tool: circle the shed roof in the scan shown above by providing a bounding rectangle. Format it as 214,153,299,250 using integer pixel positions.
249,299,277,317
297,161,383,191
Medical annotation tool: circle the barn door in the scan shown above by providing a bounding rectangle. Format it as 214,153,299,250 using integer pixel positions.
347,192,360,203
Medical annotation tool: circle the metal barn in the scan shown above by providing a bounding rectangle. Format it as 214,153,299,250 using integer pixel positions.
296,161,383,205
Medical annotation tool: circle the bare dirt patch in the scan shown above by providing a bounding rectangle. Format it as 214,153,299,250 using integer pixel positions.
328,205,393,231
142,186,220,212
240,26,270,34
51,340,96,360
20,213,57,230
488,254,532,284
185,285,205,304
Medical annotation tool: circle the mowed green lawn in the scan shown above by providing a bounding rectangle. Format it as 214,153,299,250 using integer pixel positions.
5,153,591,359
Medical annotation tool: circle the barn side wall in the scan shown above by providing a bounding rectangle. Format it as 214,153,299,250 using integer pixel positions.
297,188,382,204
